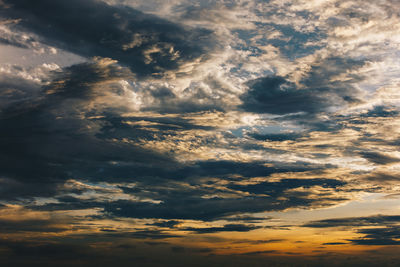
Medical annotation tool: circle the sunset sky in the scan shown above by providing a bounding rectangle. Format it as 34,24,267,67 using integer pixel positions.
1,0,400,266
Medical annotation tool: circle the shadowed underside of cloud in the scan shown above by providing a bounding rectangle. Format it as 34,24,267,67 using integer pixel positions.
148,220,181,228
100,229,182,239
360,106,400,118
304,215,400,246
0,218,68,233
240,57,365,116
2,0,216,78
19,159,346,220
0,57,348,222
0,60,177,199
103,185,347,221
0,239,93,260
349,227,400,246
29,174,347,220
0,67,43,109
248,132,304,141
241,76,323,115
181,223,260,234
228,178,345,195
365,172,400,182
359,152,400,165
303,215,400,228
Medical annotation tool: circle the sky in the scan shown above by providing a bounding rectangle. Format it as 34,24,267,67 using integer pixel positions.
1,0,400,266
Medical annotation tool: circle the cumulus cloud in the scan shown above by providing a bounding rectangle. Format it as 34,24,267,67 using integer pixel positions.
2,0,217,78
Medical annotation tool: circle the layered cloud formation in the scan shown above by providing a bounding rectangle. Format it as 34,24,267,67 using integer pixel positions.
1,0,400,266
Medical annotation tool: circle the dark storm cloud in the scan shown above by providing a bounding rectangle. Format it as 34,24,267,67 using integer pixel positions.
2,0,216,78
303,215,400,228
241,57,365,116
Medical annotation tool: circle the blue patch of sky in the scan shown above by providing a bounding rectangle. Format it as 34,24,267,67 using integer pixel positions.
261,23,324,59
231,21,326,60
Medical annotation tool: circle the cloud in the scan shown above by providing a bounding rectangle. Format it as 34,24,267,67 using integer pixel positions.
364,172,400,182
0,64,50,109
359,152,400,165
112,229,182,240
0,239,92,260
0,23,37,49
360,106,400,118
322,242,348,245
0,218,68,233
303,215,400,228
148,220,181,228
240,250,277,256
0,57,348,223
248,132,303,141
2,0,217,78
2,0,400,263
0,59,176,200
228,178,346,196
350,227,400,246
181,223,260,234
240,76,318,115
103,175,347,221
240,56,365,117
220,215,270,222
